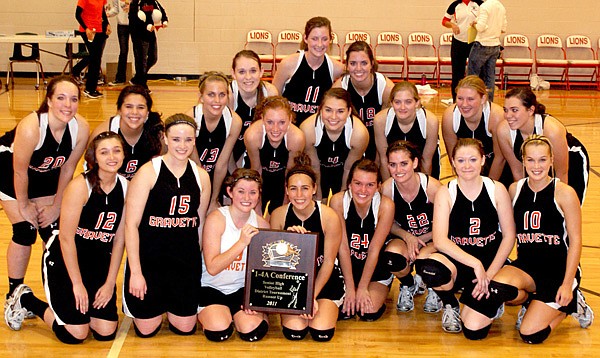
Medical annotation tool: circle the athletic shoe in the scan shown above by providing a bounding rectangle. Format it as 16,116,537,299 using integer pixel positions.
423,288,443,313
4,284,31,331
84,90,103,99
414,274,426,295
108,81,125,87
572,290,594,329
396,285,416,312
441,304,462,333
441,98,454,106
493,303,505,320
515,305,527,330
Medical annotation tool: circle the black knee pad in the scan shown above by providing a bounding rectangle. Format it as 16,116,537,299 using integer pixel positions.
309,327,335,342
382,251,408,273
462,324,491,340
169,322,197,336
52,321,85,344
461,281,518,318
359,304,386,322
204,324,234,342
238,320,268,342
520,325,551,344
282,326,309,340
133,322,161,338
38,221,59,244
12,221,37,246
415,258,452,287
91,327,117,341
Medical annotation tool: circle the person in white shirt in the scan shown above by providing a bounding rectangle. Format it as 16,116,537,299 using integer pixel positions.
467,0,507,102
441,0,482,105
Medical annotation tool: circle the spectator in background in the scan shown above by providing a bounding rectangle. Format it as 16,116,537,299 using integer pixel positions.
467,0,507,102
128,0,168,91
106,0,131,86
441,0,482,105
74,0,112,99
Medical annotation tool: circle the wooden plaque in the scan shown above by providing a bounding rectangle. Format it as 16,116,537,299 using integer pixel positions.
243,229,318,315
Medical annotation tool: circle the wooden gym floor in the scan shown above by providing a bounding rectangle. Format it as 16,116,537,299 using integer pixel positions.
0,79,599,357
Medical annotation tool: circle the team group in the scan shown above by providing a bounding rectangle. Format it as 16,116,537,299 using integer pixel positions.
0,9,595,346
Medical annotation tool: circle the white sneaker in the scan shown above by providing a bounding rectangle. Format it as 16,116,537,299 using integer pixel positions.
493,303,505,320
515,305,527,330
4,284,32,331
414,274,426,295
572,290,594,329
441,98,454,106
396,284,416,312
423,288,443,313
441,304,462,333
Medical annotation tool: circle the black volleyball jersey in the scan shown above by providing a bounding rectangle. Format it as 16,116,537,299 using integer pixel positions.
512,178,572,274
30,113,79,198
193,104,234,178
342,190,381,280
448,177,500,269
259,127,289,210
452,102,494,174
231,80,269,165
75,175,128,267
511,113,589,203
138,157,202,257
109,115,157,180
282,51,335,125
384,107,441,179
314,114,353,196
283,202,326,269
1,112,79,199
390,172,434,237
340,72,386,160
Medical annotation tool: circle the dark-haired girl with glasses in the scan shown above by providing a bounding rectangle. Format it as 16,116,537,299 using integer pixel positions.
5,132,127,344
91,85,164,180
122,114,211,338
198,168,270,342
185,72,242,211
461,135,593,342
244,96,305,214
494,87,589,204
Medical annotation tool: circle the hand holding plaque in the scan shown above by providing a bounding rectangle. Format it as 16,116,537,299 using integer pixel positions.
244,229,318,315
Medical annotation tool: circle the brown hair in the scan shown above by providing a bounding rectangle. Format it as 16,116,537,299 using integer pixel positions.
285,152,317,186
452,137,485,159
84,131,124,194
347,158,382,187
198,71,230,94
223,168,262,196
389,81,420,106
37,75,80,114
164,113,197,132
231,50,267,112
386,140,422,172
345,40,378,72
116,85,163,156
300,16,333,51
505,87,546,115
255,96,295,124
